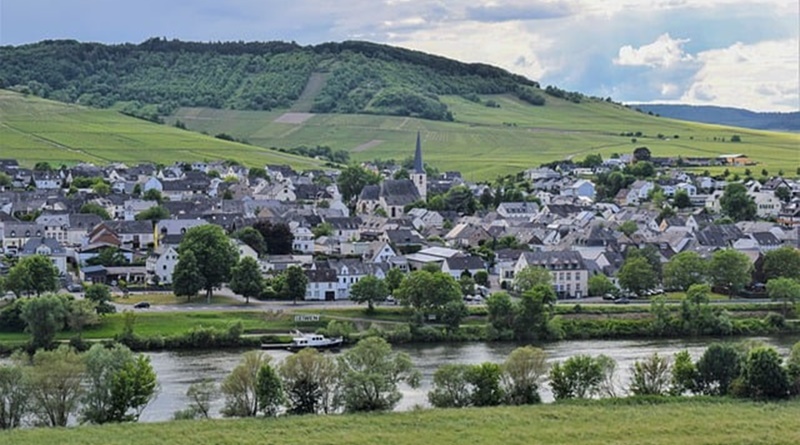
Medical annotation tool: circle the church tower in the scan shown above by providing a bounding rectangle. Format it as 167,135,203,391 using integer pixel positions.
411,131,427,200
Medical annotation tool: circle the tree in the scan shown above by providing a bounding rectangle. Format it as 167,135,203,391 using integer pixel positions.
549,355,605,400
283,265,308,305
767,277,800,317
428,364,472,408
178,225,238,302
617,256,657,297
142,188,163,203
67,299,100,335
20,295,66,350
740,347,790,400
588,274,615,297
512,266,552,294
92,181,111,196
788,342,800,396
695,343,741,396
0,363,29,430
673,189,692,209
720,183,757,221
486,291,515,333
6,255,59,297
81,343,158,424
221,351,270,417
465,363,504,407
664,251,708,291
232,227,266,256
252,220,294,255
709,249,753,297
279,348,341,415
229,257,265,304
618,220,638,237
633,146,651,162
84,283,115,314
255,361,283,417
86,247,129,267
502,346,547,405
184,379,216,419
338,337,420,412
337,164,381,202
628,353,671,396
384,267,405,294
311,222,333,239
79,202,111,220
27,345,85,427
775,186,791,203
135,205,170,222
440,300,469,333
473,270,489,288
458,274,475,296
514,285,557,341
395,270,461,317
172,250,205,301
762,246,800,281
670,350,697,396
349,275,388,311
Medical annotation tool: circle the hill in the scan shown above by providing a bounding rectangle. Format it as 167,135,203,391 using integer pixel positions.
3,400,800,445
632,104,800,132
0,90,326,169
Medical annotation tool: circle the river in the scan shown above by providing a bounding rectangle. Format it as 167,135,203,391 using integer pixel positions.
137,335,800,422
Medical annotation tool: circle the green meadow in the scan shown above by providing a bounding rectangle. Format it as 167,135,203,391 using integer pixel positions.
0,90,325,170
3,400,799,445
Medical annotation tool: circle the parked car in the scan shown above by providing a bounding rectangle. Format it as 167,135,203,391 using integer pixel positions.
602,293,616,301
614,297,630,305
66,283,83,292
384,296,398,305
133,301,151,309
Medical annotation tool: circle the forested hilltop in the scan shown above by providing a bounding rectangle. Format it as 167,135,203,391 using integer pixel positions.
0,38,561,121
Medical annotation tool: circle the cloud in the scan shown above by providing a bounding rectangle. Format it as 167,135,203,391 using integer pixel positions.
466,1,574,22
615,33,693,68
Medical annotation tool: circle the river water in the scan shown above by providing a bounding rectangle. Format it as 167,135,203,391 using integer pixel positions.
137,336,800,422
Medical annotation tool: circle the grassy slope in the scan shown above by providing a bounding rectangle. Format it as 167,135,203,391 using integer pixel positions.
0,90,325,170
172,94,800,181
4,401,800,445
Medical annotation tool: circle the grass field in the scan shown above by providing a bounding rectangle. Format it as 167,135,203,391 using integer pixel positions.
170,94,800,180
111,293,243,306
0,90,325,170
3,400,799,445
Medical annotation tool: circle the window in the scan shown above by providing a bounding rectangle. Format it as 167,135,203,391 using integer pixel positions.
566,272,572,281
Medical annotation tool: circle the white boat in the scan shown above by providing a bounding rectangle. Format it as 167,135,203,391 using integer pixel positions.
285,331,343,352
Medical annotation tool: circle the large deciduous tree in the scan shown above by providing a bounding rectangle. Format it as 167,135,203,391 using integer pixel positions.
20,295,66,350
767,277,800,317
740,347,790,400
762,246,800,281
337,165,381,202
0,363,30,430
233,227,267,256
695,343,741,396
283,265,308,305
172,250,205,301
279,348,341,415
252,220,294,255
349,275,389,311
394,270,461,317
27,345,86,427
617,256,657,297
221,351,272,417
6,255,59,297
502,346,548,405
664,251,708,291
229,257,265,304
512,266,552,295
549,355,606,400
709,249,753,298
177,225,238,302
719,183,757,222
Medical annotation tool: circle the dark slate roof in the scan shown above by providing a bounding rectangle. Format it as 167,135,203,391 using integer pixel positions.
413,132,424,174
325,217,362,230
544,204,582,217
696,224,744,247
20,237,66,255
752,231,781,246
104,220,154,235
359,184,380,201
380,180,420,206
520,250,586,269
305,268,338,283
445,255,485,271
385,229,425,245
295,184,330,200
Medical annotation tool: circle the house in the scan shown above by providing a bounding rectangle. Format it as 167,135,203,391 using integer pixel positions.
291,225,315,254
626,180,655,206
718,154,753,166
35,214,70,244
441,255,485,280
146,245,179,285
749,191,782,218
562,180,596,200
19,237,69,275
1,222,45,253
313,258,386,299
363,241,397,264
497,202,539,219
304,269,339,301
514,250,589,298
87,221,155,250
444,222,491,247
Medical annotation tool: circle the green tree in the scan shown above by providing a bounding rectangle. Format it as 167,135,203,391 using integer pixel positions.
6,255,59,297
618,220,638,237
142,188,163,203
81,343,158,424
428,364,472,408
788,342,800,396
458,274,475,296
92,181,111,196
767,277,800,317
255,361,283,417
79,202,111,220
740,347,790,400
673,189,692,208
465,362,504,407
0,363,30,430
67,299,100,335
762,246,800,281
135,205,170,222
221,351,270,417
229,257,265,305
587,274,615,297
720,183,757,221
628,353,671,396
395,270,461,317
178,225,238,302
283,265,309,305
664,251,708,291
618,256,657,297
279,348,341,415
84,283,115,314
233,227,267,256
337,165,381,202
695,343,741,396
384,267,405,294
183,379,217,419
338,337,420,412
28,345,85,427
86,247,129,267
473,270,489,287
775,186,791,203
486,291,515,334
311,222,333,239
709,249,753,297
512,266,552,294
549,355,605,400
514,284,557,341
252,220,294,255
502,346,548,405
679,284,729,336
670,350,697,396
172,250,205,301
20,295,66,350
440,300,469,333
349,275,389,311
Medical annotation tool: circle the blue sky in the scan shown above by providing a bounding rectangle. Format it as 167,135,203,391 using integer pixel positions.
1,0,798,111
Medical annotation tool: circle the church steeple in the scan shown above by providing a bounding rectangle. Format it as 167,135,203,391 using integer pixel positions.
411,131,427,199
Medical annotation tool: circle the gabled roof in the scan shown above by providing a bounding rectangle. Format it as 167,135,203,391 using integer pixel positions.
445,255,485,271
20,237,66,255
380,180,420,206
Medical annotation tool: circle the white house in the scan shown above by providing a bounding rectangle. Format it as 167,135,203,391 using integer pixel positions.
146,245,179,285
750,191,782,218
563,180,596,200
19,237,68,275
291,225,314,254
514,250,589,298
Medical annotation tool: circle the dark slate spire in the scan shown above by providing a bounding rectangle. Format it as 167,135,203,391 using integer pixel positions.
413,131,424,174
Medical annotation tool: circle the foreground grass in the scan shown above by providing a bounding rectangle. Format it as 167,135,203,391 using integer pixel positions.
112,293,242,306
4,400,800,445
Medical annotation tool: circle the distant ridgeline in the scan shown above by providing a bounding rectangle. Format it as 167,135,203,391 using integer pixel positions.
0,38,590,121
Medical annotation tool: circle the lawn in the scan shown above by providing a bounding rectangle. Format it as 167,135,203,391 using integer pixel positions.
112,293,243,306
3,400,799,445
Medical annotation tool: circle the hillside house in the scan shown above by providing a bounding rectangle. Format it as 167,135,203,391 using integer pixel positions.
514,250,589,298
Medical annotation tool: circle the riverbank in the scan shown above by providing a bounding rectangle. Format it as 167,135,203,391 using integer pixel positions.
4,398,799,445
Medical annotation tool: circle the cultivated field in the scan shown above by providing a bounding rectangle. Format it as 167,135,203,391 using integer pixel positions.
0,90,325,170
171,94,800,180
3,400,799,445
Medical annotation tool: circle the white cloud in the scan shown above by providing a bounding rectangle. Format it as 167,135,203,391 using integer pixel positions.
615,33,693,68
681,38,799,111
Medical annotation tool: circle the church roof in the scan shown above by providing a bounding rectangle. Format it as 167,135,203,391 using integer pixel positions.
413,132,424,174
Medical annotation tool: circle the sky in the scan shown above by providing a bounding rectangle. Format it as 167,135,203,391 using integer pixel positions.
1,0,798,112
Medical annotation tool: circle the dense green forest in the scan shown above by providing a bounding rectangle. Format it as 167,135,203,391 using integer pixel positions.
0,38,551,121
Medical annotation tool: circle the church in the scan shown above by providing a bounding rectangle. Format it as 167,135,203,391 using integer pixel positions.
357,132,427,218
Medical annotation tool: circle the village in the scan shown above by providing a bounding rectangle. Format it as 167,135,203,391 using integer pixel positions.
1,137,799,302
